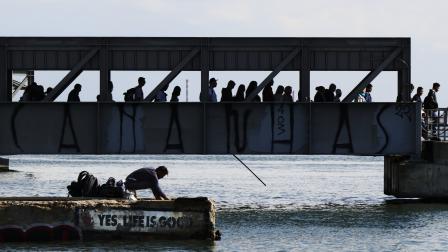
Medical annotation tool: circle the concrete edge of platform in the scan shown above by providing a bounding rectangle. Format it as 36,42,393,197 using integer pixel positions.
0,197,219,242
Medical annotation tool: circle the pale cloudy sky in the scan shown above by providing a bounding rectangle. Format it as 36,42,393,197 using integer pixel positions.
0,0,447,104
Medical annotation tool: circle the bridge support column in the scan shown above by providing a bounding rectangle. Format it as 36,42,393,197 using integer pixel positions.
385,141,448,198
398,69,411,102
200,40,209,102
99,46,110,102
300,47,310,102
0,157,9,172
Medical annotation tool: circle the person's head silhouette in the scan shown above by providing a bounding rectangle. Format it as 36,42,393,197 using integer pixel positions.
138,77,146,87
74,83,82,92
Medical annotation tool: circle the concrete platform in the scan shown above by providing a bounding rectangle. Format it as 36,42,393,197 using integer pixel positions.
0,197,218,242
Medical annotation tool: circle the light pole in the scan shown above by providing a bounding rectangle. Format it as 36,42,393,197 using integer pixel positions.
185,79,189,102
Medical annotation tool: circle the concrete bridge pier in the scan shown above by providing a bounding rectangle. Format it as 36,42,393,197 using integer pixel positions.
385,141,448,198
0,157,8,172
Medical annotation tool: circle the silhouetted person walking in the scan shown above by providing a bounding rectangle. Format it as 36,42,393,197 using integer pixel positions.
68,84,82,102
134,77,146,101
274,85,284,102
234,84,246,101
397,84,414,102
34,85,45,101
246,81,261,102
314,86,326,102
205,78,218,102
424,82,440,109
297,90,302,102
283,86,293,102
364,84,373,102
335,89,342,102
97,81,114,102
356,84,373,102
45,87,53,96
412,87,424,103
155,84,169,102
170,86,181,102
324,83,336,102
20,82,38,101
221,80,235,102
262,80,274,102
423,83,440,140
103,81,114,101
29,82,40,101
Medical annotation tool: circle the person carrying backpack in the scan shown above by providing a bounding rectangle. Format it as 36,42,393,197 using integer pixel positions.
124,77,146,101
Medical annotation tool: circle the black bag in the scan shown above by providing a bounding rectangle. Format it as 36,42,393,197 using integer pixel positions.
67,181,82,197
123,87,136,101
98,177,125,198
67,171,100,197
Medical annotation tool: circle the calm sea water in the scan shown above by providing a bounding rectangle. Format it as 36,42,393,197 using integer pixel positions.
1,155,448,251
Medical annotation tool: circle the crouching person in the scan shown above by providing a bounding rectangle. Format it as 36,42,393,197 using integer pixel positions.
125,166,170,200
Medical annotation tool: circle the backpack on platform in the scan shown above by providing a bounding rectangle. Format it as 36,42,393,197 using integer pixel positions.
67,171,100,197
98,177,125,198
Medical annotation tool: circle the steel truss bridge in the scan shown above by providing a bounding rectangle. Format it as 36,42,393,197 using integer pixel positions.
0,37,420,155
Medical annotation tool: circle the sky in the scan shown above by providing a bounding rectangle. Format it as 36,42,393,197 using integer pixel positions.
1,0,447,105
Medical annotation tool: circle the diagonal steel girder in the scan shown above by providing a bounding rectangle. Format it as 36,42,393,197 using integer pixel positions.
342,47,402,102
245,48,301,101
44,48,99,102
145,48,200,101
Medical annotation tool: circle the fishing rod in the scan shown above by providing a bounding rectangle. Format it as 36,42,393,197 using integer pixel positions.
232,154,266,186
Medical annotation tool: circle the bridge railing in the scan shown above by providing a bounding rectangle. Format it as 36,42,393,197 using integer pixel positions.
423,108,448,141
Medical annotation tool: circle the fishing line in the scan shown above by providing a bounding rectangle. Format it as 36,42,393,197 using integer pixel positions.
232,154,266,186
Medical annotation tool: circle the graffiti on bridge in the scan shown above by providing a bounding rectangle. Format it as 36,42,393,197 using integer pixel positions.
3,103,418,155
164,104,185,153
271,103,294,153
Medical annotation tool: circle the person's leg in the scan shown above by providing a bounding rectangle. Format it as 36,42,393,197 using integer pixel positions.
124,184,137,200
125,179,147,198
